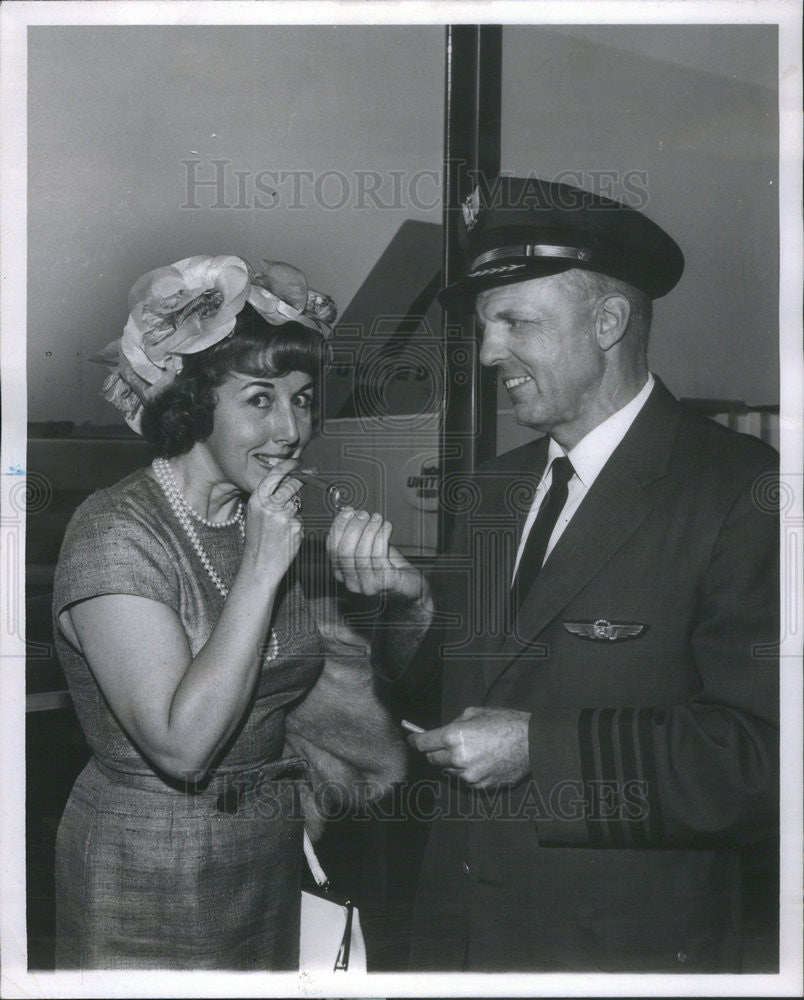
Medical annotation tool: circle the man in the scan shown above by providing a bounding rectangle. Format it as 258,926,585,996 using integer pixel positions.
328,176,779,972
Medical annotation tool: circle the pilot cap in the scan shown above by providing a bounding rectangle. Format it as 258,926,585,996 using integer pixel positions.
438,175,684,311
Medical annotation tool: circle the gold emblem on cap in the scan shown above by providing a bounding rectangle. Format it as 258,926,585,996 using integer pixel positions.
462,186,481,232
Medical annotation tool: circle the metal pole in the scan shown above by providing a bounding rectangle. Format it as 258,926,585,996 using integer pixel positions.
439,25,503,551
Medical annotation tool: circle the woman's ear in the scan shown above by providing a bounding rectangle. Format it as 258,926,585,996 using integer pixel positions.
595,294,631,351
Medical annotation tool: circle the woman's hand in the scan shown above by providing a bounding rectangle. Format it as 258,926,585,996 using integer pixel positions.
327,508,427,603
243,458,304,584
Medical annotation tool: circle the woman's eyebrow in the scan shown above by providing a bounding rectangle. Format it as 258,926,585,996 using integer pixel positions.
232,376,315,394
234,378,275,391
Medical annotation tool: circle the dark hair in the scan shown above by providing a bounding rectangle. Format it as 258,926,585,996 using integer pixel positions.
141,302,327,457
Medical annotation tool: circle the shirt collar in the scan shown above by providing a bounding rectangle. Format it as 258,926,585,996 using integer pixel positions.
546,373,655,489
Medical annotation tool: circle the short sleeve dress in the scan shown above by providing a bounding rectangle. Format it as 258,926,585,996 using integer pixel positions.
52,468,324,970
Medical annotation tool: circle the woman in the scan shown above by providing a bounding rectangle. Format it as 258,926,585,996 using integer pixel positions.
52,254,411,969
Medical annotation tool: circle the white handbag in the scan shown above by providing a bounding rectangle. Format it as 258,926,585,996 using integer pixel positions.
299,830,367,973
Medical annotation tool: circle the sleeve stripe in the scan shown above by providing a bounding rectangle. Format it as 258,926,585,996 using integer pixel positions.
578,708,605,846
579,706,663,846
597,707,628,846
636,707,664,841
619,707,649,846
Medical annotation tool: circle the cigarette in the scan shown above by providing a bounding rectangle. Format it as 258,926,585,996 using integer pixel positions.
401,719,425,734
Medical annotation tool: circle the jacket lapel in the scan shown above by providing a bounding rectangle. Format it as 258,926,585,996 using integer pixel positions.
480,379,682,692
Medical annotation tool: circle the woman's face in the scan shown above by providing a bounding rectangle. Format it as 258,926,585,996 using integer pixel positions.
198,369,315,493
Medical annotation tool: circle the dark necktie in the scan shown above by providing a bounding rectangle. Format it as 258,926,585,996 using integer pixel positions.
513,455,575,610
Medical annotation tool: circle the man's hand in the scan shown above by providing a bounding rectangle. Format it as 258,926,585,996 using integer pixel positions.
408,707,531,789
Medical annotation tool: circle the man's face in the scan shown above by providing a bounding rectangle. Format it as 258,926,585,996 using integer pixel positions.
475,273,606,448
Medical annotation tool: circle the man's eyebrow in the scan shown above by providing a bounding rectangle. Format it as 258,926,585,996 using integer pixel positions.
476,308,526,325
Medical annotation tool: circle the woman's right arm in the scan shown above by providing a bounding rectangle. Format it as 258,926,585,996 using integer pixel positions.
64,461,303,783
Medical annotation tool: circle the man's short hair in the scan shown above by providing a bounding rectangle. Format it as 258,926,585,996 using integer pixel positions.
556,269,653,348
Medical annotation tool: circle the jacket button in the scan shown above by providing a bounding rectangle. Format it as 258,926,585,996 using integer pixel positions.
462,861,470,875
676,949,688,963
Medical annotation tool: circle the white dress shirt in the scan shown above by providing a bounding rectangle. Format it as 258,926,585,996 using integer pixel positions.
512,374,655,581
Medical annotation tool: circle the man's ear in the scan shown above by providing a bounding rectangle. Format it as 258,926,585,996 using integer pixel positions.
595,294,631,350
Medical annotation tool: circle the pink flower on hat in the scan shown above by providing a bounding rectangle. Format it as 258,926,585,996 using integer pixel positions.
122,255,250,385
248,259,337,336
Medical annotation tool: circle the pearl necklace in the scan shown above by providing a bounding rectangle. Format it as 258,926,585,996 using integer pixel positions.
152,457,244,596
153,456,244,530
152,457,279,661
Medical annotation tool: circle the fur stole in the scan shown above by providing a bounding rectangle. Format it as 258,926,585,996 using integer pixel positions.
283,594,408,841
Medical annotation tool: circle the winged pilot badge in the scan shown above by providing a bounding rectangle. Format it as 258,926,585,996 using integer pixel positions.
563,619,647,642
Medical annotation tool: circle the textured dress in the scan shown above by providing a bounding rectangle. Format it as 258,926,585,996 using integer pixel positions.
52,469,324,970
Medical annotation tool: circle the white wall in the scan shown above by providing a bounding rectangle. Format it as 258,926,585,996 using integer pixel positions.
27,26,444,423
500,24,779,419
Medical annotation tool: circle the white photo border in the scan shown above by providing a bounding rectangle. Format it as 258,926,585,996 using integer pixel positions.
2,2,801,997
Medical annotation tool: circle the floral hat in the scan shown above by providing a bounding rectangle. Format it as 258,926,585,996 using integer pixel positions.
93,255,337,433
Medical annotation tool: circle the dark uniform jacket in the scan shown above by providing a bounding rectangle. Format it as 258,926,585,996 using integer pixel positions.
404,378,779,972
